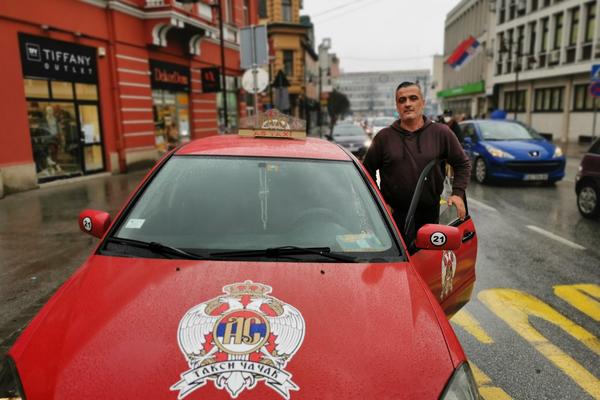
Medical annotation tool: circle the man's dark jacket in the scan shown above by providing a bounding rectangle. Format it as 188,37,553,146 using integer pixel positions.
362,117,471,212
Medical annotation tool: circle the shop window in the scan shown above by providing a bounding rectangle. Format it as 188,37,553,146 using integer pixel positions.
153,90,190,152
51,81,74,99
24,79,49,98
573,84,599,111
75,83,98,100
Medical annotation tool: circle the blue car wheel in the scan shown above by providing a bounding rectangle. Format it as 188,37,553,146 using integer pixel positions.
474,157,488,184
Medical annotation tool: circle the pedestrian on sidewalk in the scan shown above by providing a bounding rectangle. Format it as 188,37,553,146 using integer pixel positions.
362,81,471,242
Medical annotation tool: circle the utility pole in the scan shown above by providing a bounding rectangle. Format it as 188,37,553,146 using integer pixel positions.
214,0,228,131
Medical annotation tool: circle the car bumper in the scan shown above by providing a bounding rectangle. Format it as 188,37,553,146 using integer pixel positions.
485,157,566,181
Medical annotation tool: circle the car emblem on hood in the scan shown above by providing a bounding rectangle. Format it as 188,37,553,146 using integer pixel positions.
529,150,540,157
171,280,305,399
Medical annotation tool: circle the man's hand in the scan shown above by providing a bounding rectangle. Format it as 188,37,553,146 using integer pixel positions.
447,195,466,220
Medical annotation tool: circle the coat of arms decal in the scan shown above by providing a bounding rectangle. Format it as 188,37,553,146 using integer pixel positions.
171,280,305,399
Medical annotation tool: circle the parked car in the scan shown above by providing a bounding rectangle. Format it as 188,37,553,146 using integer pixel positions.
1,115,479,399
329,122,371,158
371,116,396,136
576,138,600,219
460,119,566,184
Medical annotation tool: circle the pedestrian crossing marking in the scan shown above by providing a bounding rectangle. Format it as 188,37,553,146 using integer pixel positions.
554,284,600,322
479,289,600,399
470,362,512,400
452,309,494,344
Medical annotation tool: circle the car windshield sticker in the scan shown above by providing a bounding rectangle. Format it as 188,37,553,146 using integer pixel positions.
336,232,385,252
124,218,145,229
82,217,92,232
171,280,305,399
440,250,457,300
430,232,447,246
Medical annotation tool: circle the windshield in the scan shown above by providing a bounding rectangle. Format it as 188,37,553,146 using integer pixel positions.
373,117,395,127
477,121,543,140
333,124,365,137
110,156,399,261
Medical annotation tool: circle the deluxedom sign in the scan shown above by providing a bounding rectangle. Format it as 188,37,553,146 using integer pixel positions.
150,59,190,92
18,33,98,83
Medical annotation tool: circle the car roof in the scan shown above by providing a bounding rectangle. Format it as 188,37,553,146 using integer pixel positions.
175,134,352,161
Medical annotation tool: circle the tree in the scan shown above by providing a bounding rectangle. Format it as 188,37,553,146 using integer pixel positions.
327,90,350,134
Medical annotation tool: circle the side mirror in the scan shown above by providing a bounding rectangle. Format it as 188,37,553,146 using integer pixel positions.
415,224,461,250
79,209,111,239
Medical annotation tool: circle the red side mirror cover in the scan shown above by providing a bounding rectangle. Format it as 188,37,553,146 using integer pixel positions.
79,209,111,239
415,224,461,250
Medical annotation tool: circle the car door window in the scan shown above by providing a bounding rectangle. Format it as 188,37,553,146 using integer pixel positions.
438,165,460,225
461,123,476,142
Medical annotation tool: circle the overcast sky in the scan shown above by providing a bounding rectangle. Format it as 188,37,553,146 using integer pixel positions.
301,0,461,73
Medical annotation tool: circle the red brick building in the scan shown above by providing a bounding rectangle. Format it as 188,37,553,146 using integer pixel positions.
0,0,258,195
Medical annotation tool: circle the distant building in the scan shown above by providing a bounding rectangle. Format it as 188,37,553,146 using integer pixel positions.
336,70,431,118
492,0,600,143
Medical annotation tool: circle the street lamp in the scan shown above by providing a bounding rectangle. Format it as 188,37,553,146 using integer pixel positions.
499,34,536,120
209,0,228,131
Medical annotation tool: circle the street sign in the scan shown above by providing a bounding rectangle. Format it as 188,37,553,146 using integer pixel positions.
242,68,269,94
592,64,600,81
240,25,268,69
200,67,220,93
590,81,600,98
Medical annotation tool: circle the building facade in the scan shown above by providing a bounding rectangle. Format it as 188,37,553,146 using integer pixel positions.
336,70,431,118
0,0,258,196
259,0,309,117
440,0,495,118
492,0,600,142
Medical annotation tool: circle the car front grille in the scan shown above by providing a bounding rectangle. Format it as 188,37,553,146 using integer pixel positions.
504,161,563,174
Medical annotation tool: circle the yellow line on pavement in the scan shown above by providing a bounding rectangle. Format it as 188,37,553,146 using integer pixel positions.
554,284,600,322
452,309,494,344
479,289,600,399
470,362,512,400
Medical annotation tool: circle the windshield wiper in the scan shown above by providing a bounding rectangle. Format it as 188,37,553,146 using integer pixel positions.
105,237,204,260
210,245,358,262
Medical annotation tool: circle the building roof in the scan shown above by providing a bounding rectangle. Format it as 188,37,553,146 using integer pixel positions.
176,135,351,161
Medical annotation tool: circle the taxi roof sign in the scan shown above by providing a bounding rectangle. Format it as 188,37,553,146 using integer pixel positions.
238,109,306,140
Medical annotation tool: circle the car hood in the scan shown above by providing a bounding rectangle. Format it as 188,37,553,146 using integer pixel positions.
482,139,557,159
10,256,454,399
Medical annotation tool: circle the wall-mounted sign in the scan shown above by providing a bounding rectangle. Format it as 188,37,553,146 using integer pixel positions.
18,33,98,83
150,60,190,92
200,67,221,93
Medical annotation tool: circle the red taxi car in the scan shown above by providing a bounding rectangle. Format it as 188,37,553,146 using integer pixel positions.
1,113,479,399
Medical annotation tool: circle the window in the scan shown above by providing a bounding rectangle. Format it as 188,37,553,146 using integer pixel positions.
282,0,292,22
243,0,250,25
573,84,600,111
504,90,527,112
226,0,234,23
541,17,549,52
585,2,596,42
529,21,537,55
283,50,294,76
553,13,563,49
532,0,538,11
534,87,564,111
24,78,49,98
569,8,580,45
258,0,267,18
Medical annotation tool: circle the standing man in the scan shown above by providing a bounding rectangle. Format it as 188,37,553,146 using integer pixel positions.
443,109,464,142
362,81,471,240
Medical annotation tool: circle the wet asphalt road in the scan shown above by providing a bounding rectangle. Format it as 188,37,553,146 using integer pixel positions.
0,153,598,399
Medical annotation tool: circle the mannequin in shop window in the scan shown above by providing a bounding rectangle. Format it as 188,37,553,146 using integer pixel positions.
166,122,179,151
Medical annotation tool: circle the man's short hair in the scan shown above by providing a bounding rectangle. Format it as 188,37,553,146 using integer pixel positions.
395,81,423,97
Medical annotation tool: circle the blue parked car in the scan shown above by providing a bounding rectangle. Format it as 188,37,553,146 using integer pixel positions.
459,119,566,184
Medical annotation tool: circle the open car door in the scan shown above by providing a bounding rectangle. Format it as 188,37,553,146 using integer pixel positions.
405,161,478,318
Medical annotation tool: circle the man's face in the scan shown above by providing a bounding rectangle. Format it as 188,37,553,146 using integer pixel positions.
396,86,424,122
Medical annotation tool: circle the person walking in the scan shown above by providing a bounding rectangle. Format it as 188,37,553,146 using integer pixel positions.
443,109,464,142
362,81,471,241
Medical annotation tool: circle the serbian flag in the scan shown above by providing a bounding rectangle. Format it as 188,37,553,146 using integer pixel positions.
446,36,481,70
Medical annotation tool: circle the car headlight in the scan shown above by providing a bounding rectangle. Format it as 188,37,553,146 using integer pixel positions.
439,363,480,400
0,356,25,400
364,139,372,147
553,146,563,158
483,144,514,159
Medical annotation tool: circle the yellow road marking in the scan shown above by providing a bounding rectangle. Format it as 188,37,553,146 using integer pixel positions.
479,289,600,399
554,284,600,322
470,362,512,400
452,309,494,344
